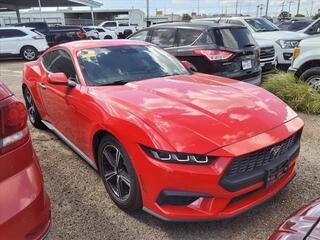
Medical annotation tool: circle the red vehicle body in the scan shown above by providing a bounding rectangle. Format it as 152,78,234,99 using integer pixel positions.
0,82,50,239
270,198,320,240
22,40,304,221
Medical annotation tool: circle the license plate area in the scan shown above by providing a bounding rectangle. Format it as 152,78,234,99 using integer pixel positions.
242,60,252,70
264,160,290,188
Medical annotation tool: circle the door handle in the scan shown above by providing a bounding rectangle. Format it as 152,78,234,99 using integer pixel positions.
40,83,46,89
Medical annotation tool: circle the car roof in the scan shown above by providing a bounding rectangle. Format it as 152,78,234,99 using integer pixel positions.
150,21,244,29
53,40,151,52
0,26,32,30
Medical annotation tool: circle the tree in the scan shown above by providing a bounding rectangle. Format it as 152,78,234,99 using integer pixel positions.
295,13,305,17
278,11,292,20
182,14,192,22
313,13,320,20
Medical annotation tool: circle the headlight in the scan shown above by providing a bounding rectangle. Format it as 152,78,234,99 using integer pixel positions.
277,40,300,49
140,145,216,164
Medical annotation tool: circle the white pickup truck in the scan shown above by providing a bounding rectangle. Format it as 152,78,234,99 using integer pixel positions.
99,21,137,38
194,17,308,68
289,37,320,92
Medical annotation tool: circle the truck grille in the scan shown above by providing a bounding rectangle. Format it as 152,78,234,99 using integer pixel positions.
220,130,302,192
260,46,275,60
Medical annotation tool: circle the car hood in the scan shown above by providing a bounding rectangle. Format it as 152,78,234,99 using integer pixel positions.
89,74,297,153
253,30,308,41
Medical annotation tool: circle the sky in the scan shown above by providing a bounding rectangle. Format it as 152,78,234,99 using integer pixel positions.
99,0,320,17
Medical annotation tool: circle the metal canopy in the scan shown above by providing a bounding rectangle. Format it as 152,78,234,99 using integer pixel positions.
0,0,102,11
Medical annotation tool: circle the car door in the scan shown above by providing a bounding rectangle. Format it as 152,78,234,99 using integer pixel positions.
40,49,82,145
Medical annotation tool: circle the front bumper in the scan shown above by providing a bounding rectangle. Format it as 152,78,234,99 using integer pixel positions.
134,117,304,221
260,58,277,74
0,139,51,239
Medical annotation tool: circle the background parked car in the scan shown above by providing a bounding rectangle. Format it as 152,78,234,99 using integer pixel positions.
128,22,261,85
278,19,313,31
99,21,137,38
0,81,51,239
269,198,320,240
83,26,118,39
289,37,320,92
256,39,277,74
15,21,88,46
194,17,308,69
0,27,49,61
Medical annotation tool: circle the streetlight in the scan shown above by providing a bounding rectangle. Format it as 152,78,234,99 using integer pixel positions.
38,0,43,20
146,0,150,27
265,0,270,16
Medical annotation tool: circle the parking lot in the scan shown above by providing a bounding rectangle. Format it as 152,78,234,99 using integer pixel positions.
0,59,319,240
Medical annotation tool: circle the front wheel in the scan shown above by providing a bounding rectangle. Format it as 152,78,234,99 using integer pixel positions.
300,67,320,93
21,46,38,61
98,135,142,212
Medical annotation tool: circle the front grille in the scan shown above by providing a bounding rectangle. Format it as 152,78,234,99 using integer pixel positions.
260,46,275,60
220,130,301,192
225,132,300,178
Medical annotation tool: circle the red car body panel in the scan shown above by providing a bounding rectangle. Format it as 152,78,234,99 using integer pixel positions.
0,82,51,239
23,40,304,220
270,198,320,240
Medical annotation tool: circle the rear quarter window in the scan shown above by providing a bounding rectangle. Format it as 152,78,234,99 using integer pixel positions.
151,28,176,48
176,29,202,46
209,27,256,49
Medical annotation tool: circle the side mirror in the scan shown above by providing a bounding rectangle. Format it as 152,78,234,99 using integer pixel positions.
181,60,197,72
48,73,76,88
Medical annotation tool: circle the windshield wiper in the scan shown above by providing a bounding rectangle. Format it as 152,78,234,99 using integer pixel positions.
98,80,129,86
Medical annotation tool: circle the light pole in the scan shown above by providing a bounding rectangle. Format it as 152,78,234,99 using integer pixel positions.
197,0,200,16
297,0,301,15
236,0,239,16
265,0,270,16
146,0,150,27
38,0,43,20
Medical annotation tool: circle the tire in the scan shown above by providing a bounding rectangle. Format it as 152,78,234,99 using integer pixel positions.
21,46,38,61
97,134,142,212
23,87,46,129
300,67,320,93
104,35,113,39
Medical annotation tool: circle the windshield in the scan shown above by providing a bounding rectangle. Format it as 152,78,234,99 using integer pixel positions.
77,45,190,86
245,18,279,32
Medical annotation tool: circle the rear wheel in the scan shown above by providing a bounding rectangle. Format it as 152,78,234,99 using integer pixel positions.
300,67,320,93
23,87,45,129
21,46,38,61
97,135,142,212
104,35,113,39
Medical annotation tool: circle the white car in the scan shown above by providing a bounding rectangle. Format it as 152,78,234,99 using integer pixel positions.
193,17,308,68
83,26,117,40
256,39,277,74
0,27,49,61
289,37,320,92
99,21,137,38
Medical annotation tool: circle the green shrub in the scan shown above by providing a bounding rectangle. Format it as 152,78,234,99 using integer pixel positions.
262,72,320,114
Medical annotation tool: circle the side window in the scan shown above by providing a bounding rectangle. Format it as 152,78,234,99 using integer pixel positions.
176,29,202,46
0,30,5,39
151,29,176,48
103,22,117,28
194,32,214,45
0,29,27,38
96,28,105,32
129,30,148,41
306,20,320,34
43,50,77,82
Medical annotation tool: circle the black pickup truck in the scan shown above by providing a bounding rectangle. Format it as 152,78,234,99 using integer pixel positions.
15,22,88,47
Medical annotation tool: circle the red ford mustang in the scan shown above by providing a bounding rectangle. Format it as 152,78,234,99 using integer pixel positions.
22,40,304,221
0,82,51,239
